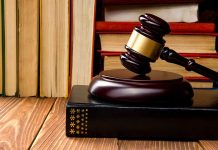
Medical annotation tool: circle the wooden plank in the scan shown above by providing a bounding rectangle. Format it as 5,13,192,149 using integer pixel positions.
0,97,55,149
119,140,203,150
199,140,218,150
30,98,119,150
0,97,20,119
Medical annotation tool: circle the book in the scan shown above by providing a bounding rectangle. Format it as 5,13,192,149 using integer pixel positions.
18,0,39,97
104,4,198,22
98,33,217,53
71,0,96,86
66,85,218,139
103,0,201,5
96,22,216,34
0,0,2,95
185,76,215,88
4,0,17,96
69,0,73,94
102,53,218,83
40,0,69,97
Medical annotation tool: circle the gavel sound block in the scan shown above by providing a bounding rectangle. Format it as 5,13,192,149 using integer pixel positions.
89,69,193,105
89,13,218,104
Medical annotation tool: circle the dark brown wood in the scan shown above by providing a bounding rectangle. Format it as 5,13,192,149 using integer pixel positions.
88,69,193,104
161,47,218,81
120,13,170,74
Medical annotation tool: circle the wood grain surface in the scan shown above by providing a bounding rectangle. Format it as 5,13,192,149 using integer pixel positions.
0,97,55,149
1,97,218,150
30,98,119,150
199,140,218,150
119,140,203,150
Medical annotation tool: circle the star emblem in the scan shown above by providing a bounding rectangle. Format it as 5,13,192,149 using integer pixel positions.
70,129,75,134
70,122,75,127
70,109,76,114
70,115,75,121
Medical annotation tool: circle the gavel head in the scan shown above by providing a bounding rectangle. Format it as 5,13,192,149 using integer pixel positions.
120,13,171,75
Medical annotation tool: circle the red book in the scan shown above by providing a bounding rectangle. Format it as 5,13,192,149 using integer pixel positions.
96,22,216,34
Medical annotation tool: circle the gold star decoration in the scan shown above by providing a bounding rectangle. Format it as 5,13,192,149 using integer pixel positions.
70,115,75,121
70,109,76,114
70,122,75,127
76,120,80,124
76,114,80,119
70,129,75,134
76,109,80,113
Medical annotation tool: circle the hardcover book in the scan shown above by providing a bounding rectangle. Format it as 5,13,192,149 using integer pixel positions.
66,85,218,139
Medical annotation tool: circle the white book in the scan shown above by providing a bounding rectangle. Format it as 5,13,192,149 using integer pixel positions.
105,4,198,22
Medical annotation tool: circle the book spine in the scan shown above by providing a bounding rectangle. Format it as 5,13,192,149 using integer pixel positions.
68,0,73,94
99,51,218,58
1,0,5,96
66,103,218,139
103,0,200,5
96,22,216,34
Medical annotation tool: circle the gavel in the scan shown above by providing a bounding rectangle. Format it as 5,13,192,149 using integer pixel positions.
120,13,218,82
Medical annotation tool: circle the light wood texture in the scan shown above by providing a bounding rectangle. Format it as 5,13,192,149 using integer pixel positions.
31,98,118,150
119,140,203,150
199,140,218,150
4,0,17,96
18,0,39,97
71,0,96,86
1,97,218,149
0,97,55,149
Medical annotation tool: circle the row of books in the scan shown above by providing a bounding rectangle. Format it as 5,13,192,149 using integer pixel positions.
95,22,218,88
0,0,70,97
92,0,218,89
70,0,218,90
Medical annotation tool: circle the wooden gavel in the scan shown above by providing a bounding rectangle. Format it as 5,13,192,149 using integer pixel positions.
120,13,218,81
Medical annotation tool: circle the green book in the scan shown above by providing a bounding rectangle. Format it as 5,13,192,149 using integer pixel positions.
1,0,5,96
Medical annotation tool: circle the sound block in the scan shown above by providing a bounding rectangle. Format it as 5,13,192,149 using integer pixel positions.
88,69,194,105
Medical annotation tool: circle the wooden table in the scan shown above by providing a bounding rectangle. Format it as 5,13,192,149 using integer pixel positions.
0,97,218,150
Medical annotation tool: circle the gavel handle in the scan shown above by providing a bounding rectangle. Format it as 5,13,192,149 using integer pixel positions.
160,47,218,82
